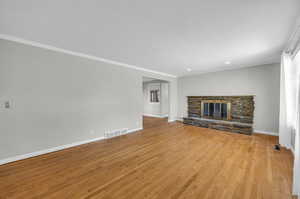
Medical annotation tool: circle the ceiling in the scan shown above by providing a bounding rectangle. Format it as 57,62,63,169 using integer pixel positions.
1,0,299,77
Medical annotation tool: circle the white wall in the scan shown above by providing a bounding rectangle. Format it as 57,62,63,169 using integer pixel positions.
178,64,280,134
161,83,169,116
143,81,169,117
0,39,177,161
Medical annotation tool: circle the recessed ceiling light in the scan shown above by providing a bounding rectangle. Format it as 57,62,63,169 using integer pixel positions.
225,61,231,65
186,68,192,72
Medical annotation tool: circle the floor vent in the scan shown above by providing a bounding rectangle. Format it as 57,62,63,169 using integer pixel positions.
274,144,280,151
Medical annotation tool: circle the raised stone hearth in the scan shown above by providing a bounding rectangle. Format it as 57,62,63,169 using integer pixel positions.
183,96,254,135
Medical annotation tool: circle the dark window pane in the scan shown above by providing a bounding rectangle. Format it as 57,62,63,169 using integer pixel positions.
150,90,159,102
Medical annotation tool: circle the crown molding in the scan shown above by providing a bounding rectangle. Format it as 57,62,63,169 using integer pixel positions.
0,34,177,78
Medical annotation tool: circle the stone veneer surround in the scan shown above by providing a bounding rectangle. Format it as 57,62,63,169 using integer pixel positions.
183,96,255,135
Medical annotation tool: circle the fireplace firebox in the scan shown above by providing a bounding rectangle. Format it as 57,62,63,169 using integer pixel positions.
201,100,231,120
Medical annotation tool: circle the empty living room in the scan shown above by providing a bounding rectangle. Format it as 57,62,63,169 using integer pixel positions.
1,1,300,199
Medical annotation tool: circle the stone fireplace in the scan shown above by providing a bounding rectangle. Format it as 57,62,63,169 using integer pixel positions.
183,96,254,135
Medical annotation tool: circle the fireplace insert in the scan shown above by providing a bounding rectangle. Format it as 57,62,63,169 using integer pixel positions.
201,100,231,120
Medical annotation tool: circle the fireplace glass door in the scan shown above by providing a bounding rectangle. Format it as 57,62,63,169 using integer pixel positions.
201,101,231,120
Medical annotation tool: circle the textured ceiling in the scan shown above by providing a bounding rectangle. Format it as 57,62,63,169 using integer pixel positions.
1,0,299,76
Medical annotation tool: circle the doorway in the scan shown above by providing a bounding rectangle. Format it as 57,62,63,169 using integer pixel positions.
142,77,170,129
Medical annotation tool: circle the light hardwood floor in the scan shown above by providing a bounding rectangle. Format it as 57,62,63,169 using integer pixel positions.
0,116,295,199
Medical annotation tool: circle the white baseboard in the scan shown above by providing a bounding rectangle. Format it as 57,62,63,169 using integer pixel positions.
143,114,168,118
254,129,278,136
0,127,142,166
281,143,295,154
0,136,104,166
291,147,295,155
168,117,179,122
127,127,143,134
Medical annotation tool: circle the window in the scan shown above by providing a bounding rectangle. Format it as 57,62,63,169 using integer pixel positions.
150,90,159,103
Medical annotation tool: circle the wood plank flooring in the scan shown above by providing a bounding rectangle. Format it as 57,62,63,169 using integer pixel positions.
0,116,295,199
